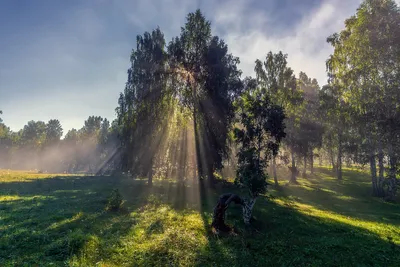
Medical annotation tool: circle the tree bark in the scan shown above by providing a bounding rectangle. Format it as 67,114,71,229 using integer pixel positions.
302,154,307,178
289,147,297,184
318,149,322,166
370,153,378,196
386,144,398,201
211,193,244,233
377,142,385,197
147,154,153,186
329,146,336,174
310,151,314,174
336,132,343,180
272,156,278,186
193,111,204,181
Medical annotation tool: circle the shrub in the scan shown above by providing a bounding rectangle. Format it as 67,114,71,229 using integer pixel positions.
105,189,123,211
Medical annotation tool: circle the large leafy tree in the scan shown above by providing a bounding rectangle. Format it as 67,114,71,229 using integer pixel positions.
117,27,171,185
168,9,242,183
45,119,63,145
296,72,324,177
255,51,303,184
327,0,400,198
63,128,80,172
0,119,12,168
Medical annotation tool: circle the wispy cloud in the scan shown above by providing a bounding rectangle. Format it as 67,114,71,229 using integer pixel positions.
0,0,365,133
212,0,362,85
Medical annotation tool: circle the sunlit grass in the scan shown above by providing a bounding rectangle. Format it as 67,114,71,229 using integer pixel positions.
273,198,400,244
1,167,399,266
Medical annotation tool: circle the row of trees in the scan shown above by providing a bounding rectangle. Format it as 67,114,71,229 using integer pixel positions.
115,0,400,200
114,10,324,190
1,0,398,202
0,115,118,173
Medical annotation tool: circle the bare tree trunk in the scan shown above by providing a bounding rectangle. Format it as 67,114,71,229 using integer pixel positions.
386,144,398,201
289,147,297,184
193,111,204,181
272,156,278,186
318,149,322,166
337,133,343,180
377,142,385,197
302,154,307,178
328,144,336,174
147,157,153,186
310,151,314,174
369,150,378,196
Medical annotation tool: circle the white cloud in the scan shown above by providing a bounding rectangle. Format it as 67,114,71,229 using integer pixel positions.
212,0,362,86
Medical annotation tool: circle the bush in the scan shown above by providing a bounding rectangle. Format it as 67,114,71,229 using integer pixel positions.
105,189,123,211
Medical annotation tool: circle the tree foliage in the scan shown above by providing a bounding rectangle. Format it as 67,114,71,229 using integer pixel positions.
234,79,286,197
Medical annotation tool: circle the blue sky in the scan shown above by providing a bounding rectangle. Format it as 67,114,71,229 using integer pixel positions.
0,0,367,134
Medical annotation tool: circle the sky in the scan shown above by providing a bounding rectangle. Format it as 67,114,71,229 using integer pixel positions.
0,0,388,134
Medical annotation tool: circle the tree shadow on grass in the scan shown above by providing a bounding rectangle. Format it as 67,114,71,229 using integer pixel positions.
2,173,400,266
0,175,148,266
269,168,400,226
194,192,400,267
0,174,218,265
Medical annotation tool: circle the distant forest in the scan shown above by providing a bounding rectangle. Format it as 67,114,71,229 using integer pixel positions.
1,0,399,200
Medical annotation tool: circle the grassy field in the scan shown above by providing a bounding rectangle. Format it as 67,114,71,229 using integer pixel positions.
0,167,399,266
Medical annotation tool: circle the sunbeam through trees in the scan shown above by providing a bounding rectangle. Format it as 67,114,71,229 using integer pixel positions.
1,1,400,265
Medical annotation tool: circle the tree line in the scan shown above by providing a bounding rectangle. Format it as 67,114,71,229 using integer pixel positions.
0,115,118,173
1,0,399,201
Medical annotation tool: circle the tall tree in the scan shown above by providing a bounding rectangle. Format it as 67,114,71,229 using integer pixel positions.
297,72,324,177
327,0,400,198
168,9,242,183
117,27,170,185
255,51,303,184
0,121,12,168
45,119,63,145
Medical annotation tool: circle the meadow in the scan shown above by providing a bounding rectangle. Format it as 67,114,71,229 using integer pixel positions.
0,167,399,266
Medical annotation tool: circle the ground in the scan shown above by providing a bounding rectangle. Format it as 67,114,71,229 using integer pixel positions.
0,167,399,266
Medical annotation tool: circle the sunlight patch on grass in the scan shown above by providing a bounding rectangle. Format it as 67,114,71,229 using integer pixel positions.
47,211,84,230
319,188,338,195
70,204,209,266
273,198,400,245
0,195,54,202
301,185,316,191
335,195,356,201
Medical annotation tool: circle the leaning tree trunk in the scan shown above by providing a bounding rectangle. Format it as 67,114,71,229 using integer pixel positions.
211,193,256,233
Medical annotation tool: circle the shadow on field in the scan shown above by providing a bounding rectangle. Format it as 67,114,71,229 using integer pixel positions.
270,168,400,225
194,189,400,267
0,174,214,265
0,175,142,265
1,172,400,266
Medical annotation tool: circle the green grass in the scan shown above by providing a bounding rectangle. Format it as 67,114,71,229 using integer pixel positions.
0,167,399,266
